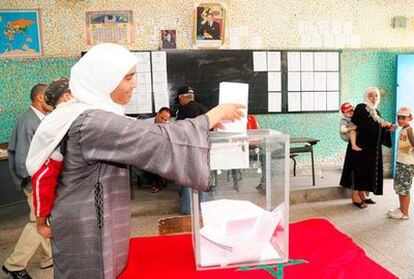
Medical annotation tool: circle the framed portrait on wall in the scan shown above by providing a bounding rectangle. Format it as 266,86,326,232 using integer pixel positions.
86,10,134,45
0,9,42,58
194,3,225,48
160,30,176,49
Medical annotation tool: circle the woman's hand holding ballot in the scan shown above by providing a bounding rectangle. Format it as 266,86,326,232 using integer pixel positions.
206,103,246,130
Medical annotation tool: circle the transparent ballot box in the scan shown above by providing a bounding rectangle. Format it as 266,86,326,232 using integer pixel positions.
191,129,289,270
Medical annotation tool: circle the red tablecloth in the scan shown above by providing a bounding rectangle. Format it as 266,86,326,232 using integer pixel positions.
119,218,397,279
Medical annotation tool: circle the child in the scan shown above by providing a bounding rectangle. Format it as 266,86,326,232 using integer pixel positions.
339,102,362,151
388,107,414,220
32,77,72,238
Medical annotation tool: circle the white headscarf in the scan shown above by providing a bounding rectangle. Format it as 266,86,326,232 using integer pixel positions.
26,43,139,175
363,87,382,123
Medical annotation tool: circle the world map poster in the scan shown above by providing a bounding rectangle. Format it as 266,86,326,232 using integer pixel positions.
0,10,42,58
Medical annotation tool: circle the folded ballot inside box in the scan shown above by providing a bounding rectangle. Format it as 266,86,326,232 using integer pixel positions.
199,199,282,267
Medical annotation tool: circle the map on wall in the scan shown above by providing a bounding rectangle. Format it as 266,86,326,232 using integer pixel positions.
0,9,42,58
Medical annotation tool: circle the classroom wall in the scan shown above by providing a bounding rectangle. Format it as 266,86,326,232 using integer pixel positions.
2,0,414,54
1,0,413,169
0,57,78,141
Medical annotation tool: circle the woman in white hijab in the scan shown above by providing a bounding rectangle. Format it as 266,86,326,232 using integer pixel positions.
340,87,394,208
27,43,244,279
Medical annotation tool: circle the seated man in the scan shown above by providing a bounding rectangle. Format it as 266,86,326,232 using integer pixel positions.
136,107,172,193
145,107,171,125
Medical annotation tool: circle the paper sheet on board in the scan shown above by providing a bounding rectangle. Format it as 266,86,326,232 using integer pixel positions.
151,51,167,72
268,92,281,112
253,51,267,72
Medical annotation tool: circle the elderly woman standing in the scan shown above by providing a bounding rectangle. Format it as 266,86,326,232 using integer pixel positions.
340,87,393,208
26,43,244,279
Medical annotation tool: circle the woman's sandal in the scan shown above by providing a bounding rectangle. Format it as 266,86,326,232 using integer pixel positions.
363,198,376,204
255,183,266,194
352,201,367,209
150,186,161,193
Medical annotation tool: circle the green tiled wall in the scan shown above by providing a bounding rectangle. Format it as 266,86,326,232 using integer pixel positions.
0,57,78,142
0,51,398,167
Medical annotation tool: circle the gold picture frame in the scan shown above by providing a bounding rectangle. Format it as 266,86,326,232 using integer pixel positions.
194,3,225,48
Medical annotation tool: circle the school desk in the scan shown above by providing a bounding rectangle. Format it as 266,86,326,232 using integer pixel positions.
290,138,320,186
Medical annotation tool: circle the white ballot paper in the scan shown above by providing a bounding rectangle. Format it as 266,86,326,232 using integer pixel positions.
199,199,282,267
218,82,248,133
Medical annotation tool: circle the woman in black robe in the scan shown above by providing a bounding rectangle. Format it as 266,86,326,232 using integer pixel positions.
340,87,394,208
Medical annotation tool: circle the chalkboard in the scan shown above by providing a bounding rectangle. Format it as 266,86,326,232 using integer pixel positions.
83,49,340,115
165,50,269,114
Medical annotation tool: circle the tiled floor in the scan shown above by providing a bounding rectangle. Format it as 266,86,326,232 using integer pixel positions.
0,177,413,278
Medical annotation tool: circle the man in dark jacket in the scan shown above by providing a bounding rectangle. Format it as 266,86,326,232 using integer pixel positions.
175,86,209,214
198,12,220,40
176,86,208,120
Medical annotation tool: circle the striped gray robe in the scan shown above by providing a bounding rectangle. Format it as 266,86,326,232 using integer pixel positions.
50,110,211,279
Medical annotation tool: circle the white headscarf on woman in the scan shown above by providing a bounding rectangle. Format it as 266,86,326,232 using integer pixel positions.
363,86,382,123
26,43,139,175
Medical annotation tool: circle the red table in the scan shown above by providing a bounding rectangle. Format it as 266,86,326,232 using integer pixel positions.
119,218,397,279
